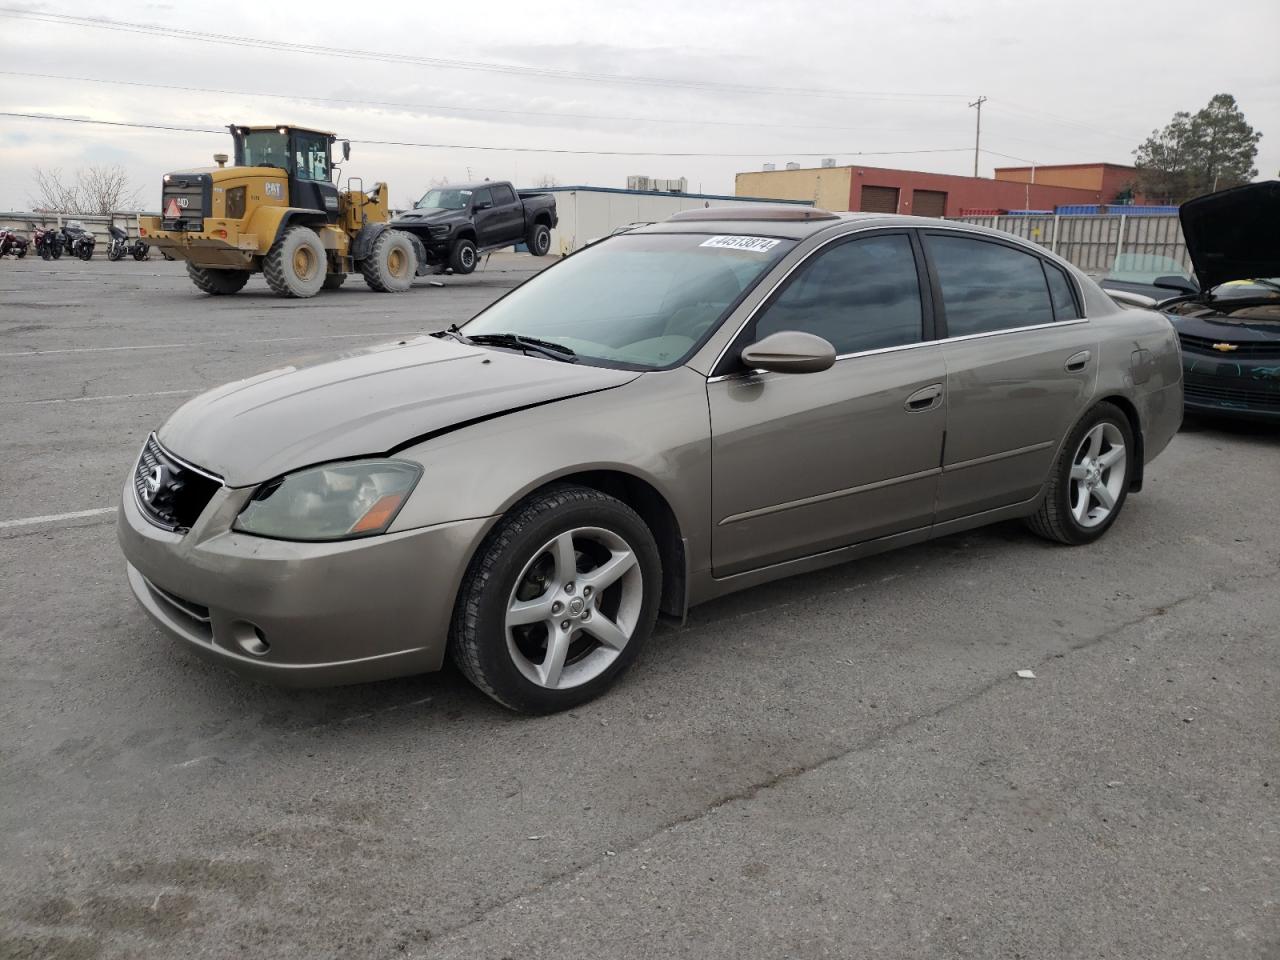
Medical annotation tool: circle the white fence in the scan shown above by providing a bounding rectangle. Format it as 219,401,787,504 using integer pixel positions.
0,211,157,247
947,214,1188,276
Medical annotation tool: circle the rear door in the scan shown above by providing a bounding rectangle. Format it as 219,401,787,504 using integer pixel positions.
709,231,946,576
487,184,525,246
923,231,1095,521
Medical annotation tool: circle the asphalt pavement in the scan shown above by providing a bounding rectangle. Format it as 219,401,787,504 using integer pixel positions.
1,255,1276,960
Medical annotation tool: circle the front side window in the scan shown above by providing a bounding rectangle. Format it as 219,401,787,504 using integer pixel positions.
752,234,924,354
293,134,330,182
471,188,493,208
463,232,795,369
927,235,1054,336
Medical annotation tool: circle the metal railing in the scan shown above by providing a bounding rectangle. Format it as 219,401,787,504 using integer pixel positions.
0,210,159,246
947,213,1188,276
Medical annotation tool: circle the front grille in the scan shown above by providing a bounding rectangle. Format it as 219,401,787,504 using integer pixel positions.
161,173,211,232
1179,333,1280,358
133,434,222,532
1184,378,1280,411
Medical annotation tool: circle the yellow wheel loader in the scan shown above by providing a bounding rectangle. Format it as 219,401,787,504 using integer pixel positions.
139,125,423,298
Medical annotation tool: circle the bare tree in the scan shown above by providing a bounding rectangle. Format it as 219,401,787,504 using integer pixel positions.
533,173,560,188
28,164,142,214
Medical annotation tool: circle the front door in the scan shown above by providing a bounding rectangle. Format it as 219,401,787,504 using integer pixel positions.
709,231,946,577
922,231,1096,521
470,187,499,246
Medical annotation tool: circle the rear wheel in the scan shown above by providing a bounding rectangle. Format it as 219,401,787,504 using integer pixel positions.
1026,402,1134,545
525,222,551,257
133,243,149,262
16,246,26,259
450,484,661,713
360,229,416,292
263,226,326,298
449,237,478,275
321,273,347,290
186,263,250,296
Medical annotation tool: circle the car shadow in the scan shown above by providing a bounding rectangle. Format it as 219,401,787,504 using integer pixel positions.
1180,412,1280,446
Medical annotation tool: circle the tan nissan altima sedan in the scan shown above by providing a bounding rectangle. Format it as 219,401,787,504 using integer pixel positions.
118,207,1183,712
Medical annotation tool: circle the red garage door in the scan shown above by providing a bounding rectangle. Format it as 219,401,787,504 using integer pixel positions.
860,185,900,214
911,190,947,218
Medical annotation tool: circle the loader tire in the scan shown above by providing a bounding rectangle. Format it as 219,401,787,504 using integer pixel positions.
186,263,249,296
263,226,326,298
359,229,415,293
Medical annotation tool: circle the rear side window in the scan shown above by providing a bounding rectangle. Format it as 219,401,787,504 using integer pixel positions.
927,235,1054,336
491,184,516,205
753,234,924,354
1044,261,1081,320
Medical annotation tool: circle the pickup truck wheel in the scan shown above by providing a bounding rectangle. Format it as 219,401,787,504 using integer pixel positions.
186,263,249,296
449,238,478,275
526,223,551,257
360,230,416,292
263,226,326,298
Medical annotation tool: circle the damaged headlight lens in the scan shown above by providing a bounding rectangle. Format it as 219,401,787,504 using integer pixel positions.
234,459,422,541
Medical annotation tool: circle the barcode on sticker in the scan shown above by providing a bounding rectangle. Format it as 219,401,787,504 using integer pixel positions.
699,235,780,253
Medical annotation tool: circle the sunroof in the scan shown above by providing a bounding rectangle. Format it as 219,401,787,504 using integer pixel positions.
667,206,840,222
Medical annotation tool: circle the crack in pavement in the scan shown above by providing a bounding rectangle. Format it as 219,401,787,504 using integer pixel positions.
424,561,1280,947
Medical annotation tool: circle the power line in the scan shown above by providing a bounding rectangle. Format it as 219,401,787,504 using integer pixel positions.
0,111,975,159
0,9,973,103
0,69,962,137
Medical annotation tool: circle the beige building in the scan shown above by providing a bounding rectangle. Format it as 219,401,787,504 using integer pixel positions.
734,167,854,211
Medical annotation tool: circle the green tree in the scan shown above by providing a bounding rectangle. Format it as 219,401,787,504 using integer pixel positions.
1133,93,1261,203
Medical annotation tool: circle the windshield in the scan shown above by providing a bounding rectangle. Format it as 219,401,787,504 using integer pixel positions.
1105,253,1193,284
240,131,289,170
416,188,473,210
462,232,796,369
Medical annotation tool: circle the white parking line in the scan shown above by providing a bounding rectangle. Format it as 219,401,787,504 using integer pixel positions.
0,331,417,358
0,507,117,529
2,389,198,406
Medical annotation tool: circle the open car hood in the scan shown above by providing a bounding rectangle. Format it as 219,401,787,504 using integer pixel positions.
1180,180,1280,291
159,336,640,486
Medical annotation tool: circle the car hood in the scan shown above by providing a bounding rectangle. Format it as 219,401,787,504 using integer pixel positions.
391,208,459,227
159,336,640,486
1168,311,1280,343
1180,180,1280,291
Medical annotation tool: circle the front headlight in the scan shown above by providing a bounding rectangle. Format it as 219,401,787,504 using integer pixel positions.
234,459,422,541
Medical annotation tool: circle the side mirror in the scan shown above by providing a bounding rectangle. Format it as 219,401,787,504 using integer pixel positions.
342,140,351,161
1153,274,1198,295
474,200,492,211
740,330,836,374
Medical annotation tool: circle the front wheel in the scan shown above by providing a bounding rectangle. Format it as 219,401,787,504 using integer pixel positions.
133,243,149,261
108,243,124,261
450,484,662,713
359,229,415,292
448,237,477,275
263,226,326,298
1026,402,1134,545
187,263,249,296
16,246,26,259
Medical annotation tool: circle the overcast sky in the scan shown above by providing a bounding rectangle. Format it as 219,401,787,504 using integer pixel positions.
0,0,1276,211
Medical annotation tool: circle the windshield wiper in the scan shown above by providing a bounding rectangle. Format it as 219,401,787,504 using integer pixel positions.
466,333,577,362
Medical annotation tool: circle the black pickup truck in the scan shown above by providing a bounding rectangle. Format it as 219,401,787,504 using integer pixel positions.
391,181,557,275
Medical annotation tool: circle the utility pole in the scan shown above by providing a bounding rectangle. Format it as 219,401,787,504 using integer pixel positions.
969,96,987,178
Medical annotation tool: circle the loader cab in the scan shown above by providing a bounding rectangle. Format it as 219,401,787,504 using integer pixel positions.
230,125,343,221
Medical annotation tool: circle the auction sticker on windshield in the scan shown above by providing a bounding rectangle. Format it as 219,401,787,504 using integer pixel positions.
699,235,781,253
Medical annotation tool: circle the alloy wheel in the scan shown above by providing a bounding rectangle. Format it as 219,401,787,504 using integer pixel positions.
505,526,643,690
1069,422,1126,528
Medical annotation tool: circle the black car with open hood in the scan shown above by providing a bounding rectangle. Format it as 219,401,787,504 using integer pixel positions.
1162,181,1280,421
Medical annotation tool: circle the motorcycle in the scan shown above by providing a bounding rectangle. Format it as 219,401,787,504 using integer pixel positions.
61,221,96,261
32,224,64,260
106,225,150,262
0,229,29,258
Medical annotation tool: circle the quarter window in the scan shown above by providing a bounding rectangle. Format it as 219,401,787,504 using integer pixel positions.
1044,261,1082,320
927,235,1055,336
752,234,924,354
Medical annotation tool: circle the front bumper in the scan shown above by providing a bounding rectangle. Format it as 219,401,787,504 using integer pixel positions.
1182,353,1280,421
118,478,492,687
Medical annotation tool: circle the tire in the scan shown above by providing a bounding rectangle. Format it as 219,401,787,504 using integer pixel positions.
450,484,662,713
186,262,250,296
16,246,26,259
449,237,478,275
79,244,94,261
1026,401,1135,545
525,222,551,257
263,226,326,298
133,244,149,262
359,229,415,293
51,243,62,260
108,243,123,262
322,273,347,290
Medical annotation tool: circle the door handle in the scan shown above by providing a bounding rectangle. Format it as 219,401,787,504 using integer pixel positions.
904,383,944,412
1065,350,1092,372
